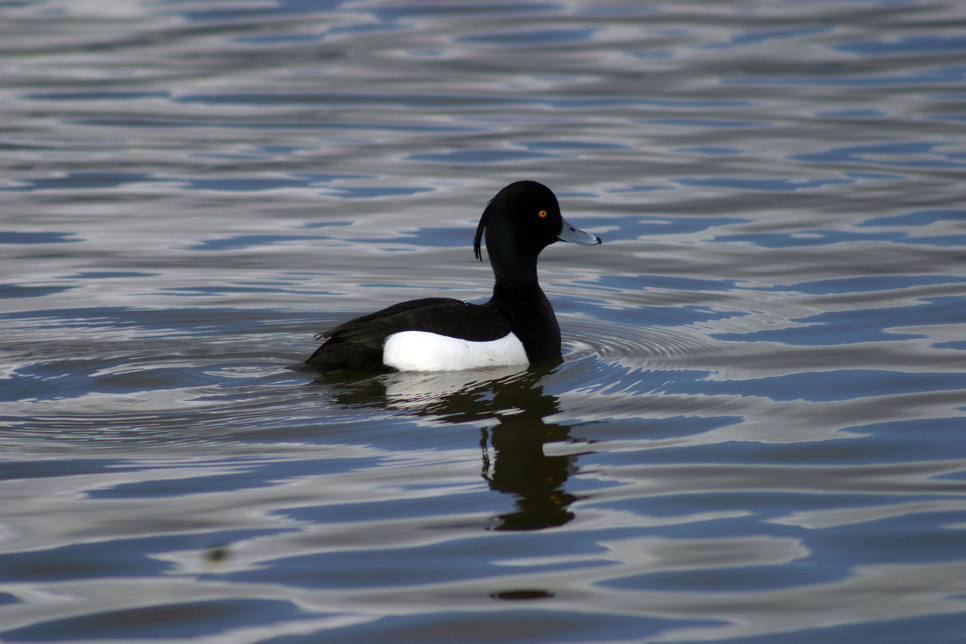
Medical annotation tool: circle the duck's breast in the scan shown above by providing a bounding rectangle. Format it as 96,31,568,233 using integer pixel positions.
383,330,527,372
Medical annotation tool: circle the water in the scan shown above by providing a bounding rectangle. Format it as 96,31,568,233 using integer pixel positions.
2,0,965,641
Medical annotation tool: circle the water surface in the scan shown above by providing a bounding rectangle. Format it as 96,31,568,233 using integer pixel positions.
2,0,966,642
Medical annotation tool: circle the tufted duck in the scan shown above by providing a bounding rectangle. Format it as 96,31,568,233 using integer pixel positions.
304,181,600,372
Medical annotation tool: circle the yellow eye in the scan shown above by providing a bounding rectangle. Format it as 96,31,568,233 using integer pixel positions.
538,210,548,218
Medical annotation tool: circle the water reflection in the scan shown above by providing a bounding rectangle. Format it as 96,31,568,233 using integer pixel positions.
314,362,578,531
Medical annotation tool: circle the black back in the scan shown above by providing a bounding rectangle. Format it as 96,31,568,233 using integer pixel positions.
304,298,512,371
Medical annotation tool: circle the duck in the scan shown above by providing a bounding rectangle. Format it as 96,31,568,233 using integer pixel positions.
304,180,600,372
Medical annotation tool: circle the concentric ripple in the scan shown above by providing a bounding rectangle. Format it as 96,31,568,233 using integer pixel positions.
565,316,730,373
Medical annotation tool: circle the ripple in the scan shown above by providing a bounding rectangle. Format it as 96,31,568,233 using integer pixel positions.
565,316,732,374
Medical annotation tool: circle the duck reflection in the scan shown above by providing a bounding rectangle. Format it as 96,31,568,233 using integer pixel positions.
312,361,577,531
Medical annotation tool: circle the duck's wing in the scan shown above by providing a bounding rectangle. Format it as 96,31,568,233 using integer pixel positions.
305,298,511,371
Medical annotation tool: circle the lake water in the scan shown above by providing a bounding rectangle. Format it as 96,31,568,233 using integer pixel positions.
2,0,966,642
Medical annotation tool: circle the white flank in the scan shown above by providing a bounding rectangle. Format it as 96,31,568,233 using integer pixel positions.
383,330,528,372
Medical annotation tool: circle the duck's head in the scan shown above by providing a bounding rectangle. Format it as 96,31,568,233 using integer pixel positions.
473,181,600,265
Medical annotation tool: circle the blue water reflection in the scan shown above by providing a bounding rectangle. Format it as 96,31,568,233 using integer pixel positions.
0,232,78,244
457,28,596,47
783,275,966,294
714,230,906,247
793,141,965,168
836,35,966,57
860,208,966,227
714,297,965,345
679,177,852,191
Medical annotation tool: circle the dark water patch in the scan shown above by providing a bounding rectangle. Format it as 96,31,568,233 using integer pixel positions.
457,28,596,47
162,285,329,297
302,611,704,644
569,414,739,447
707,26,833,49
0,459,124,482
852,418,966,463
679,177,852,192
932,113,966,123
68,118,479,133
676,146,746,155
347,226,472,248
712,296,966,346
302,221,355,230
26,91,171,101
792,141,965,169
605,563,841,593
370,2,560,22
600,185,667,195
639,117,770,129
0,307,278,337
236,21,400,45
181,177,345,192
836,35,966,58
0,540,168,583
724,613,966,644
191,235,327,251
1,172,157,191
843,171,904,180
816,109,888,119
720,64,966,87
406,149,558,164
558,97,759,109
69,271,158,279
490,589,555,600
2,358,224,403
824,514,966,565
0,284,75,299
87,470,271,501
177,0,346,23
329,186,434,199
523,140,631,152
174,92,525,109
221,538,515,590
88,456,376,500
172,92,759,113
179,0,560,25
874,233,965,248
281,488,501,527
0,232,79,245
782,275,966,294
859,208,966,227
714,229,906,248
1,599,309,642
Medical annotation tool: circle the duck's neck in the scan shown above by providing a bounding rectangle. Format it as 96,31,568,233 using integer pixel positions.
485,276,561,363
486,238,538,287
